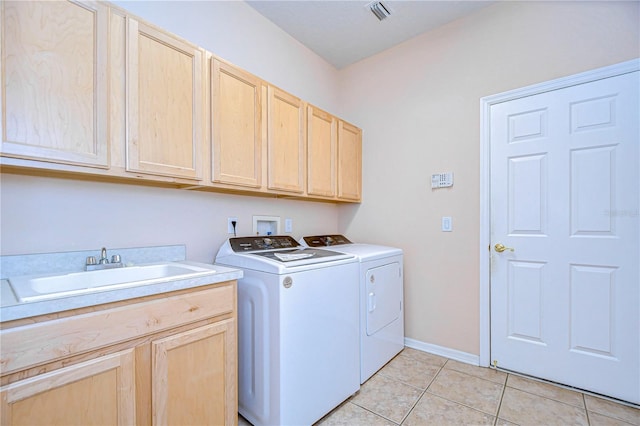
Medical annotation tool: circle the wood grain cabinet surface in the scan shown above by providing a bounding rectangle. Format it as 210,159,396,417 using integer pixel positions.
125,17,204,180
267,86,306,193
211,59,263,188
307,105,337,199
151,320,236,425
337,120,363,202
0,0,362,202
0,282,237,426
1,350,136,426
0,0,109,168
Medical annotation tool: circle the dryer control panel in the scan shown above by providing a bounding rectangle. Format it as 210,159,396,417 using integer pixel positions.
303,235,353,247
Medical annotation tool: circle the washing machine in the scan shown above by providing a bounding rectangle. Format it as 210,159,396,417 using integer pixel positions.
215,236,360,426
301,235,404,383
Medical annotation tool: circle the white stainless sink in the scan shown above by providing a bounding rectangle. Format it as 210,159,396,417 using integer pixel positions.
8,262,216,302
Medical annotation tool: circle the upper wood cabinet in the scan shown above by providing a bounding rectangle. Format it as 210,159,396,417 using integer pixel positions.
337,120,362,202
0,0,109,168
267,86,305,193
0,1,362,202
307,105,337,198
125,18,203,180
211,59,262,187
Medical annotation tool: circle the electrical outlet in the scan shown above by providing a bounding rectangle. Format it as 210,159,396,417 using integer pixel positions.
285,218,293,233
227,217,238,234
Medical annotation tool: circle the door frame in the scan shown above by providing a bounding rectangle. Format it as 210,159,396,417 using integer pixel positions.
478,58,640,368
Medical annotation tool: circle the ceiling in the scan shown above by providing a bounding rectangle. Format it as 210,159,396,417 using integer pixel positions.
246,0,496,69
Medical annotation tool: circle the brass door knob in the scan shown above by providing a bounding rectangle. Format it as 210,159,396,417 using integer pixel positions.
495,243,515,253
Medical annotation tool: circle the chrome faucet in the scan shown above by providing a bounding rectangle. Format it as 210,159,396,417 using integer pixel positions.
99,247,109,264
86,247,124,271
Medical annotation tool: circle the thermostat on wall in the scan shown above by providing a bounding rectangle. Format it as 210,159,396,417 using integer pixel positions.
431,172,453,188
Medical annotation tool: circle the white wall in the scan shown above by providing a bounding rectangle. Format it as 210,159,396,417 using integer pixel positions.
0,1,342,260
0,174,338,262
337,1,640,355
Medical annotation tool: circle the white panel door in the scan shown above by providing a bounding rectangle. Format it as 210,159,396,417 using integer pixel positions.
490,71,639,404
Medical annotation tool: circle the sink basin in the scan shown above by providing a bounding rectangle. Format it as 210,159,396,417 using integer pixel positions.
8,263,216,302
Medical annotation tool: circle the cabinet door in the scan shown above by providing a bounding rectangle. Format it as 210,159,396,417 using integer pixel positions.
151,319,237,426
267,86,305,193
126,18,203,180
307,105,337,198
212,59,262,187
0,0,108,168
0,349,135,425
337,121,362,201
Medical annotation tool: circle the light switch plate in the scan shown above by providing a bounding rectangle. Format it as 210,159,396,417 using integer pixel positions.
442,216,452,232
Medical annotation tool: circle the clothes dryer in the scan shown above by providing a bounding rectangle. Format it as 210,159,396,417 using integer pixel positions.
301,235,404,383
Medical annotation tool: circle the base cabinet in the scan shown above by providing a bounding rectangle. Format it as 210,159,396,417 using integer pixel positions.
151,320,236,426
0,282,237,426
0,350,135,425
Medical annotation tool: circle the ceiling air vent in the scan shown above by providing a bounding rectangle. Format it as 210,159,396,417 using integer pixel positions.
368,1,391,21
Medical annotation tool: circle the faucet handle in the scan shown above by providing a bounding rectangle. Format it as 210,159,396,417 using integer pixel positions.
111,254,121,264
86,256,97,266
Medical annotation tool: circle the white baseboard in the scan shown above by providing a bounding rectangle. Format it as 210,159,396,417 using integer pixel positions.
404,337,480,366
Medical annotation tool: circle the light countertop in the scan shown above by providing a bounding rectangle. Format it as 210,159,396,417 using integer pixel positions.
1,262,242,322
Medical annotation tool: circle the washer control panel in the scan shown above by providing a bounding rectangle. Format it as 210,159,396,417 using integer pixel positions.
230,236,300,252
303,234,352,247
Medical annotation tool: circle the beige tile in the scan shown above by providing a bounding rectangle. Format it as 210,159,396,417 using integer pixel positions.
585,395,640,425
377,351,442,389
400,347,448,367
495,419,519,426
315,402,396,426
499,387,589,426
427,368,504,415
589,411,637,426
506,374,584,408
403,393,495,426
350,374,422,424
444,359,508,385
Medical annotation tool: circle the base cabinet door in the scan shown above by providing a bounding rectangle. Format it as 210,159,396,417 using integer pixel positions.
0,349,135,426
151,319,237,426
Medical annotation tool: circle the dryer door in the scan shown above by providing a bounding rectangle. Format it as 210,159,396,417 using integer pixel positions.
365,262,402,335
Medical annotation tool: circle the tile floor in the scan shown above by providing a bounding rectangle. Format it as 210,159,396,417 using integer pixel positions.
239,347,640,426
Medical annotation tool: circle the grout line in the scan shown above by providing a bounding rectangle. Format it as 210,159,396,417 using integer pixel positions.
584,393,592,426
498,367,639,410
397,362,448,425
494,373,508,426
350,402,402,426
